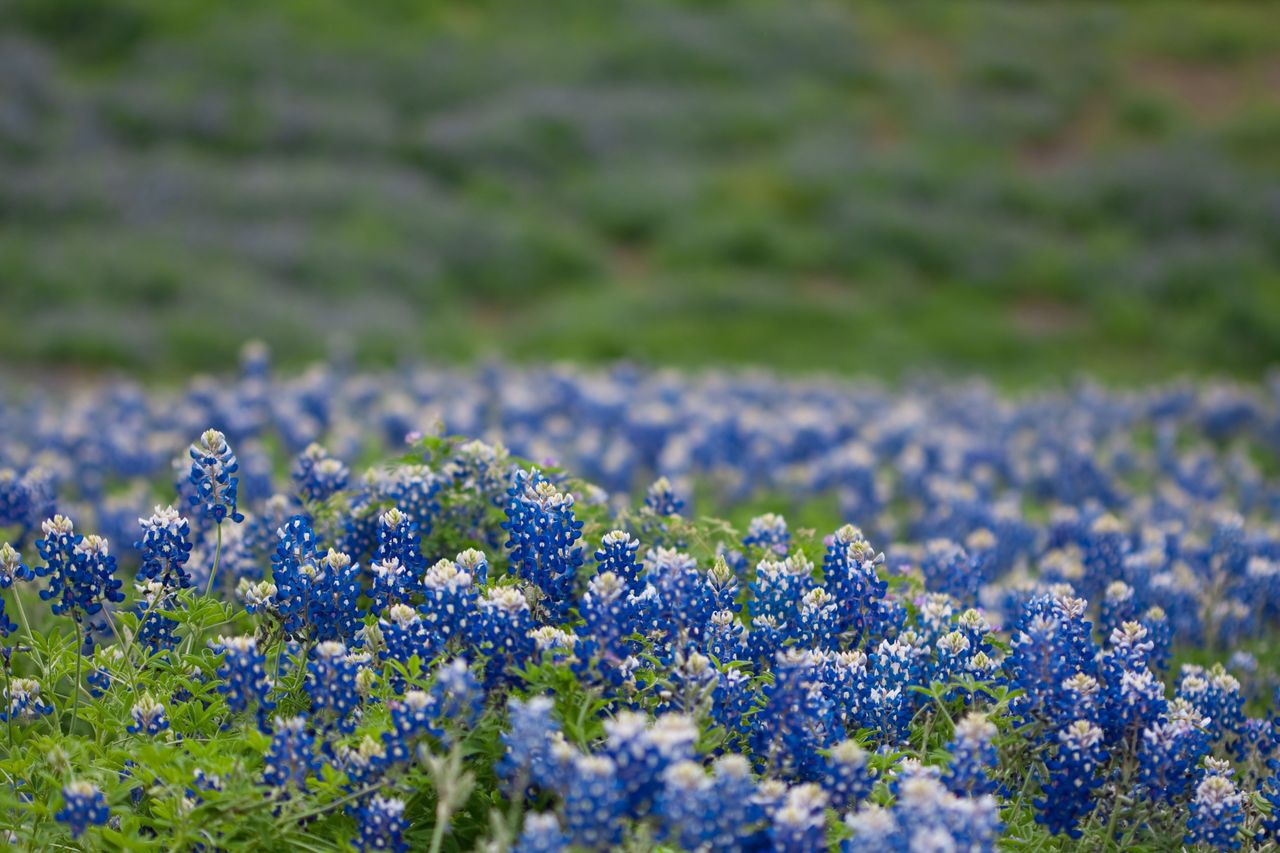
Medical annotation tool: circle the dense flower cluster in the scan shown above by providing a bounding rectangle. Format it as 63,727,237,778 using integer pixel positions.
0,367,1278,849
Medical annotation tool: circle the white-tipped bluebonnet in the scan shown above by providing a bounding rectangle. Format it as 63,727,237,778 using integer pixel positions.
354,794,407,852
499,695,560,793
188,429,244,525
1,677,52,723
564,753,625,850
262,715,320,791
127,694,170,736
55,780,109,839
821,739,873,809
644,477,685,517
769,783,828,853
291,443,350,505
1035,720,1106,838
743,513,790,557
211,635,274,722
945,713,999,797
502,470,584,622
366,507,425,614
420,557,478,650
426,657,483,745
135,505,194,590
514,812,567,853
1186,773,1245,850
1177,664,1244,746
306,641,361,734
594,530,641,584
1138,698,1211,804
473,586,536,689
603,711,699,819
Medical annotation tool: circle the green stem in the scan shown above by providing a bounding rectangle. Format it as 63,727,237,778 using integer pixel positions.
68,623,83,734
11,590,40,667
204,522,224,599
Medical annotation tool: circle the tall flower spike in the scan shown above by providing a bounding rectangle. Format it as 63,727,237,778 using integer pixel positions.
135,505,194,590
1035,720,1106,838
502,469,584,622
188,429,244,524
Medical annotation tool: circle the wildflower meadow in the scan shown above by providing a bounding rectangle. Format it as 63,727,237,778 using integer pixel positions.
1,357,1279,851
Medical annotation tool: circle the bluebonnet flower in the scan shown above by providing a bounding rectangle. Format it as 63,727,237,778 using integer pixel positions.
515,812,567,853
1,677,52,722
945,713,999,797
420,557,478,650
269,517,362,642
381,690,437,764
842,771,1000,853
369,508,426,613
135,580,180,652
503,469,584,622
499,695,560,793
306,641,361,734
659,754,762,853
0,542,30,637
821,525,885,642
55,780,109,839
212,635,274,722
1177,664,1244,746
291,443,350,504
1008,592,1097,726
472,586,536,689
1035,720,1106,838
188,429,245,524
262,715,320,791
335,736,389,788
751,650,840,776
135,505,194,590
425,657,484,745
594,530,641,584
1186,772,1245,850
354,794,407,852
743,513,790,557
821,739,873,809
920,538,982,604
38,524,124,654
1100,581,1138,639
769,783,828,853
127,694,170,736
564,754,626,850
1138,699,1211,804
603,711,699,819
644,477,685,517
748,553,814,626
865,637,924,746
377,604,429,678
379,464,441,539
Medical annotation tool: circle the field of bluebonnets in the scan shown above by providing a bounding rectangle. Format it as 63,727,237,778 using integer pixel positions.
1,356,1280,851
5,1,1280,852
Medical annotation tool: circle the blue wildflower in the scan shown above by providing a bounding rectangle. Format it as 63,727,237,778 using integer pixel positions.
1035,720,1106,838
354,794,407,852
55,780,109,839
188,429,245,525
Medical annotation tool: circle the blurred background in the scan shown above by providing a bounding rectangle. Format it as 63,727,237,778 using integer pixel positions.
1,0,1278,385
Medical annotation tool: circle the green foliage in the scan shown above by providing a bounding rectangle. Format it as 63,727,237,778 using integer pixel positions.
0,1,1278,383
